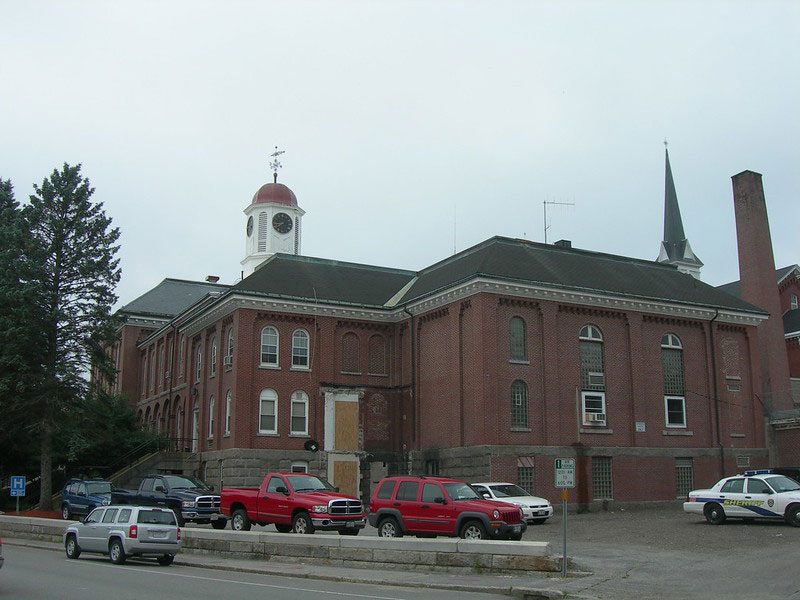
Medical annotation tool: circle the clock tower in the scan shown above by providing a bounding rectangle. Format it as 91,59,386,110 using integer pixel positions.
241,180,304,277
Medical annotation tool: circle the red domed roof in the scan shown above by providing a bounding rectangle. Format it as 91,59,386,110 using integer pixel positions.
252,183,297,207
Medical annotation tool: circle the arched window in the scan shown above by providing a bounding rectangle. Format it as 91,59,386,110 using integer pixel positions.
159,346,165,386
210,337,217,377
342,332,360,373
153,404,161,433
509,317,527,361
292,329,310,368
662,333,686,427
260,326,279,366
290,390,309,435
141,355,148,398
179,334,186,378
225,390,232,435
208,395,215,438
166,340,173,382
511,380,528,429
579,324,606,426
368,334,388,375
259,389,278,434
227,328,234,363
149,348,156,392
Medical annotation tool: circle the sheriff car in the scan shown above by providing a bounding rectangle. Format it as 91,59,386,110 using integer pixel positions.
683,470,800,526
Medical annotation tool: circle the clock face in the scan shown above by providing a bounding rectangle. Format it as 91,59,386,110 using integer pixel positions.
272,212,293,234
246,216,253,237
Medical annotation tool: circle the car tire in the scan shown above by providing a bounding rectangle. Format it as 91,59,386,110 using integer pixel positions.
460,520,488,540
65,534,81,559
703,503,726,525
292,512,315,534
508,532,523,541
785,505,800,527
338,528,359,536
61,505,72,520
231,509,252,531
109,538,127,564
377,517,402,538
157,554,175,566
274,524,292,533
211,519,227,530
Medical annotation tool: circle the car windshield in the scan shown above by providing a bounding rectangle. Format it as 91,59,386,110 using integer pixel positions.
287,475,333,492
488,484,529,498
766,476,800,493
86,482,112,495
443,482,481,501
163,475,209,490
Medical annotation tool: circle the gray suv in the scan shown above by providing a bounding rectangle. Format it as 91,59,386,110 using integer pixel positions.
64,505,181,565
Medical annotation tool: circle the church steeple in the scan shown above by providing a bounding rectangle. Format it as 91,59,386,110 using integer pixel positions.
656,146,703,279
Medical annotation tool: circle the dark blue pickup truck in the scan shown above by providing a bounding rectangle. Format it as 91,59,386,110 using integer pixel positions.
111,474,226,529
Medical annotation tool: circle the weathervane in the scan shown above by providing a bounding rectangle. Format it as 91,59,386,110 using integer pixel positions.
270,146,285,183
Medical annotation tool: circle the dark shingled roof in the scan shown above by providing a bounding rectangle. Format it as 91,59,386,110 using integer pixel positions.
717,265,799,299
119,278,230,319
232,255,416,308
230,237,764,315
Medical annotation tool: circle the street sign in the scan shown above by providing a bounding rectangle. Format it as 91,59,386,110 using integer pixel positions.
555,458,575,489
10,475,26,497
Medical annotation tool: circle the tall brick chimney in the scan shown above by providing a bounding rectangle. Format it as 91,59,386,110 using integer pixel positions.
732,170,792,414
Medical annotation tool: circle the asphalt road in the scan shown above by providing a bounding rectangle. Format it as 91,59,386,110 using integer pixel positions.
0,544,509,600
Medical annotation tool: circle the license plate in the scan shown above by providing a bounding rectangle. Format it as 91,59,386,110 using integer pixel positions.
512,524,521,532
535,510,547,516
346,521,355,527
150,530,169,539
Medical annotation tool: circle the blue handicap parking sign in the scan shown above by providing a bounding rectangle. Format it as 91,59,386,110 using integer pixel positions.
10,475,26,497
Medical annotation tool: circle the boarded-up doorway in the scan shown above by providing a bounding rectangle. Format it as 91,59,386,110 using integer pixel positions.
324,390,361,497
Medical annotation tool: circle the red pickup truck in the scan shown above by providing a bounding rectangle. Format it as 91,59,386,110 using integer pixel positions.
220,472,366,535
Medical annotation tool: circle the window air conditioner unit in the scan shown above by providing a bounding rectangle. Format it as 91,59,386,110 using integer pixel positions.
223,356,233,367
588,372,605,386
585,413,607,425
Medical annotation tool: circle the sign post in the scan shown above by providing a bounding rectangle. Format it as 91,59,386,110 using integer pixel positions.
10,475,26,515
554,458,575,578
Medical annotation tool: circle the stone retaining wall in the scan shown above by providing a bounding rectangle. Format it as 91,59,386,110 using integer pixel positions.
0,515,562,574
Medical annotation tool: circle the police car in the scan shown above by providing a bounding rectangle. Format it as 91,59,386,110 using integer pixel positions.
683,470,800,526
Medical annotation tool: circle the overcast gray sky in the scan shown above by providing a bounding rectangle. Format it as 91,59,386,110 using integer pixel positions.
2,1,798,308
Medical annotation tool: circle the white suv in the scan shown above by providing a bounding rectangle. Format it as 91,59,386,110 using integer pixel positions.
471,482,553,525
64,505,181,565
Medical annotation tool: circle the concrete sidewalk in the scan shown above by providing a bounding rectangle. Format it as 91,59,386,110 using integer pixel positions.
5,537,592,600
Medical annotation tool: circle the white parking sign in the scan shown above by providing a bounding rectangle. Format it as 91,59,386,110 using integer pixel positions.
555,458,575,488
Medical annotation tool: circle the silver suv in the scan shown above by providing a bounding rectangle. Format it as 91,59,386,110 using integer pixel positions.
64,505,181,565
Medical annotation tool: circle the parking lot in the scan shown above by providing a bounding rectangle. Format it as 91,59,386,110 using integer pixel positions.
185,504,800,599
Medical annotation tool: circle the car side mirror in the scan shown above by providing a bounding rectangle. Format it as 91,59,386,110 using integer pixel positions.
480,492,491,499
434,496,447,504
276,486,289,495
77,491,86,497
154,485,166,493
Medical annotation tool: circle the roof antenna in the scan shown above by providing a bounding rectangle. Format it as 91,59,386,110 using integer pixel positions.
270,146,285,183
543,198,575,244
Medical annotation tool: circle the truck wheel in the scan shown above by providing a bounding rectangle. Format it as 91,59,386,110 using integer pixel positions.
65,534,81,559
157,554,175,566
61,504,72,520
292,512,315,534
211,519,228,530
231,509,252,531
785,505,800,527
172,509,185,527
275,524,292,533
109,538,127,564
377,517,402,538
460,520,488,540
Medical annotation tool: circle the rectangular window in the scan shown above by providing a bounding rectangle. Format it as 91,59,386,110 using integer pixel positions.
582,391,606,426
225,395,232,435
580,341,605,390
675,458,693,498
259,398,276,433
395,481,419,501
662,348,685,395
376,480,396,500
293,333,309,368
592,456,613,500
665,396,686,427
518,466,534,494
290,398,307,435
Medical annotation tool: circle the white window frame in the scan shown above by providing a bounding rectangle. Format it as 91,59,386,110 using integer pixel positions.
665,395,687,428
292,329,310,369
579,324,603,341
227,328,234,363
225,390,232,435
582,391,606,426
179,334,186,378
259,389,278,434
290,390,309,435
210,337,217,377
208,395,215,438
291,461,308,473
260,326,279,367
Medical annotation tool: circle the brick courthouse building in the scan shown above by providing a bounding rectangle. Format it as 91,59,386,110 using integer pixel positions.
106,156,798,508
